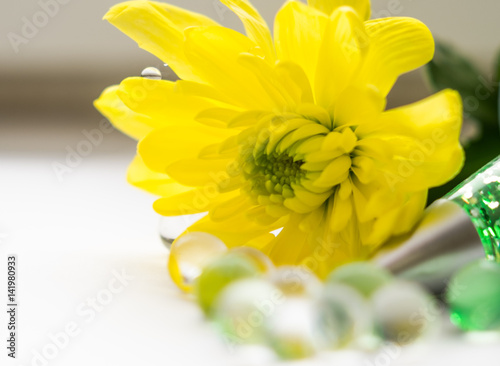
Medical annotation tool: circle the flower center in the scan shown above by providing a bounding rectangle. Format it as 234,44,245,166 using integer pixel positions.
235,109,362,216
243,151,305,199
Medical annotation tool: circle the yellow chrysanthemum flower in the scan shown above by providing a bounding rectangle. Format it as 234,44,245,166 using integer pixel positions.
95,0,464,279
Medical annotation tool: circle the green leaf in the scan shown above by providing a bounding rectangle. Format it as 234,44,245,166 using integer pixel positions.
425,41,498,126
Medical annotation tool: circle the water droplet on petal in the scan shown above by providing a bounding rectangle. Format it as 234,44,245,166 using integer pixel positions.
168,232,227,292
141,66,162,80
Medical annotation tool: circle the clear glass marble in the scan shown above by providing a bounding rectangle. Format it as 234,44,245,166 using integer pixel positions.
268,266,322,298
265,298,321,359
326,262,393,298
213,279,284,345
195,253,260,316
229,246,275,274
317,283,371,349
371,281,437,345
167,232,227,292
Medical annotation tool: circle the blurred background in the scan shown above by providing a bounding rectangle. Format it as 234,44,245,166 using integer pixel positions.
2,0,500,154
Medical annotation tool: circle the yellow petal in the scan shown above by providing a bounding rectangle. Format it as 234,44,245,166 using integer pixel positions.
118,78,220,126
266,118,312,154
220,0,275,61
291,184,332,207
153,189,238,216
196,108,242,128
237,53,298,109
392,190,427,236
363,90,464,191
263,215,309,265
186,212,286,248
313,155,352,187
174,80,235,106
314,6,367,107
94,85,152,140
277,123,330,152
138,125,233,173
275,61,315,105
104,1,218,82
127,154,193,197
283,196,318,214
308,0,371,20
297,103,332,129
329,191,353,232
354,17,434,96
210,195,252,221
274,1,328,88
166,158,239,188
366,213,399,247
332,85,386,127
183,26,277,110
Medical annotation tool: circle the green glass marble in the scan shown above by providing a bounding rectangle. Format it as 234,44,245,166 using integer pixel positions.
195,253,260,317
326,262,393,298
446,259,500,331
446,156,500,261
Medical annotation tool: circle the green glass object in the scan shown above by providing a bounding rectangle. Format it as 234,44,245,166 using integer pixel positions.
446,156,500,261
326,262,393,298
446,259,500,331
195,253,260,317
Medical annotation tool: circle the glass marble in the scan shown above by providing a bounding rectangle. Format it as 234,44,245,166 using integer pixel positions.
317,284,371,349
195,253,260,316
371,281,436,345
167,232,227,292
447,259,500,331
268,266,322,298
446,155,500,261
265,298,321,359
158,213,206,249
326,262,393,298
213,278,284,345
229,246,275,274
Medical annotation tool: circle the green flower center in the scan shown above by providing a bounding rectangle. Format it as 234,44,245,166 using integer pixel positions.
243,152,305,198
236,110,361,215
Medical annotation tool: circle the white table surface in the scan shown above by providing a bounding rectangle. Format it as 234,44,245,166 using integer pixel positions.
2,120,500,366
